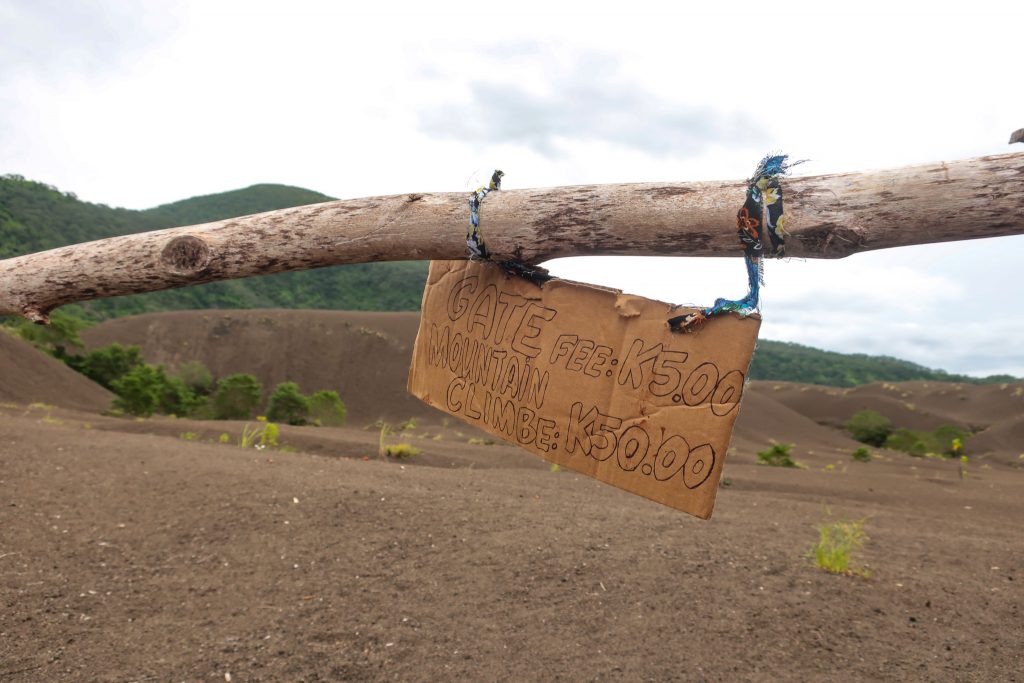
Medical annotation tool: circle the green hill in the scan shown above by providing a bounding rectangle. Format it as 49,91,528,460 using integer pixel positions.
0,175,428,319
748,340,1014,387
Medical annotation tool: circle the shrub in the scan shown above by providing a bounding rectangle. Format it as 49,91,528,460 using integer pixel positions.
212,373,262,420
885,425,968,458
267,382,310,425
885,427,928,456
308,389,346,427
109,363,202,417
175,360,214,396
809,518,870,577
757,442,799,467
851,447,872,462
75,343,144,390
8,310,88,359
936,426,968,456
111,364,164,417
846,410,893,447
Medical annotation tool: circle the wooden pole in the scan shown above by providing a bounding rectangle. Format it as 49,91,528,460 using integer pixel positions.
2,152,1023,322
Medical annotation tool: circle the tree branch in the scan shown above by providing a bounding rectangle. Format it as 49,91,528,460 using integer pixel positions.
2,152,1023,322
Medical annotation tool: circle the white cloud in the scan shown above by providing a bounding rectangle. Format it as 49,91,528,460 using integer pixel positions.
418,48,766,158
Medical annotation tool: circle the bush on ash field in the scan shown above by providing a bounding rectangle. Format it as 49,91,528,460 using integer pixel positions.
267,382,310,425
308,389,347,427
212,373,262,420
846,410,893,447
73,343,144,390
110,363,200,417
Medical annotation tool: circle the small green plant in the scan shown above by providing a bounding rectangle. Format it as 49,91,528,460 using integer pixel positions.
550,463,561,472
372,419,395,435
239,417,279,449
212,373,262,420
757,442,800,468
267,382,310,425
467,437,495,446
378,422,388,455
376,421,419,459
357,326,388,339
259,421,279,448
179,432,198,441
959,454,969,480
851,447,872,462
239,422,260,448
218,433,230,444
809,517,870,578
384,443,420,459
398,417,417,432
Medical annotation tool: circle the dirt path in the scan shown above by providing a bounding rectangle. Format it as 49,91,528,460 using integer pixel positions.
1,409,1021,682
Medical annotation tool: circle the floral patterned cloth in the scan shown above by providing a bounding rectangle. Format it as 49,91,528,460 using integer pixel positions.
466,170,552,285
467,169,504,260
669,154,800,333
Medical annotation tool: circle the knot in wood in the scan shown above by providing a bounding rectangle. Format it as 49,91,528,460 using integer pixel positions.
161,235,210,274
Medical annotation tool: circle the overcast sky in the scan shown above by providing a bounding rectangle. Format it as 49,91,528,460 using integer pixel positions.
2,0,1023,376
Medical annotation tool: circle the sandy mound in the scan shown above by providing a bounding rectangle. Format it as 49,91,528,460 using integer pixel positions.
759,380,1024,435
82,310,434,424
0,331,112,411
732,386,865,461
80,310,1022,458
969,414,1024,459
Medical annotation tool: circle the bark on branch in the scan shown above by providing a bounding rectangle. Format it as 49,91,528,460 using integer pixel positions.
2,152,1023,322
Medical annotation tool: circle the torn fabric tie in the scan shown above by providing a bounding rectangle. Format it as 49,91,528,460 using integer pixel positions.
669,153,802,333
467,169,503,260
465,169,553,285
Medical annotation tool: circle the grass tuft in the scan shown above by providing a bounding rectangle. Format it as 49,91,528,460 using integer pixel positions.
809,517,870,578
757,442,800,468
384,443,420,459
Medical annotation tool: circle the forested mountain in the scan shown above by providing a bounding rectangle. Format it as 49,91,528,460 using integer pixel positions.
0,175,428,318
1,174,1015,386
749,340,1014,387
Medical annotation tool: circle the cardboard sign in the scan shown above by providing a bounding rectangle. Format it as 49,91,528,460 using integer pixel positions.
408,260,760,519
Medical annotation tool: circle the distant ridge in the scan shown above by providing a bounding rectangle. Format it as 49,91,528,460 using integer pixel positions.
749,339,1015,387
140,183,335,228
0,175,427,319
